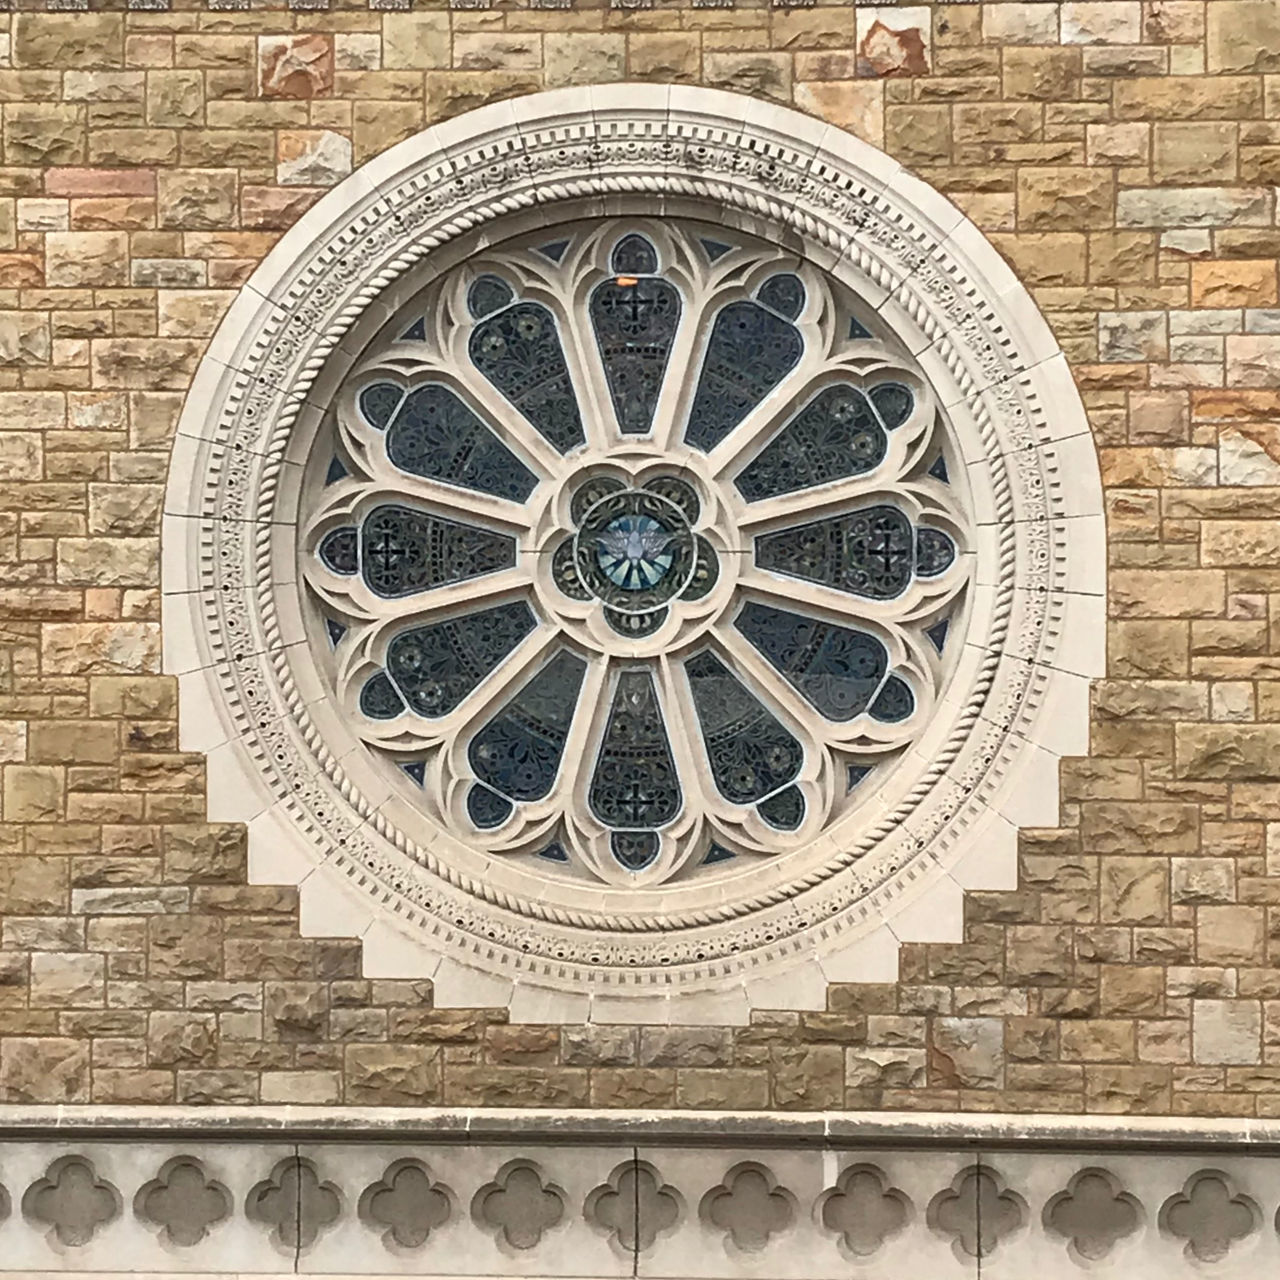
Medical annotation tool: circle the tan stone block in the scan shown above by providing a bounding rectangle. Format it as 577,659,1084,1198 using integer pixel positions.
982,2,1061,44
91,339,202,391
0,432,41,478
0,1037,89,1103
639,1027,732,1067
1194,999,1262,1064
0,311,49,366
1003,46,1079,100
29,720,117,765
1062,1,1140,44
628,32,700,83
258,34,334,98
44,622,161,676
4,104,84,166
1100,965,1164,1016
277,130,352,188
886,104,952,165
1191,259,1278,308
444,1066,589,1107
44,231,129,289
147,70,204,128
1100,857,1169,924
344,1044,440,1104
590,1068,675,1108
240,186,322,232
156,170,236,231
1177,724,1280,780
1114,75,1263,121
56,536,156,588
1207,0,1280,73
794,81,883,146
1018,167,1114,231
13,15,123,70
87,129,177,168
29,952,104,1008
423,72,542,123
0,858,68,915
352,100,425,166
674,1068,770,1109
1084,1064,1171,1113
260,1071,342,1104
1153,122,1238,185
1110,569,1225,618
148,916,221,980
1060,1019,1136,1062
381,12,449,70
546,34,627,89
88,483,163,536
3,765,64,823
452,34,540,72
1005,925,1073,984
929,1017,1003,1088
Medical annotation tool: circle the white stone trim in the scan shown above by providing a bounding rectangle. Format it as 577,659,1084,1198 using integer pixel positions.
163,85,1105,1021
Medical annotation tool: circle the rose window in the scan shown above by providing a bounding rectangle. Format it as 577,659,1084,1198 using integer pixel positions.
302,219,970,887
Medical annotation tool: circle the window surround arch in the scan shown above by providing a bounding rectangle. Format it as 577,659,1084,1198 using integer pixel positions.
163,85,1104,1023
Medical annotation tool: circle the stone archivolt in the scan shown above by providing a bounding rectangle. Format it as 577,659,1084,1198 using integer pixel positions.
166,86,1102,1019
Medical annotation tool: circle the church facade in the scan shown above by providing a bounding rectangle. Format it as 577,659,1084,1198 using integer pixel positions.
0,0,1278,1273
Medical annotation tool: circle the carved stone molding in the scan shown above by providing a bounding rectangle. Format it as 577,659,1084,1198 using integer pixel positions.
163,85,1104,1021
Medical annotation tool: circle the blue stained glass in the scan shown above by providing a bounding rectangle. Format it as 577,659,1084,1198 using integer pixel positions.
926,618,950,652
846,763,872,791
467,274,514,319
325,456,348,485
318,526,358,575
400,318,427,342
538,841,569,862
385,384,537,503
611,830,659,871
684,300,802,451
684,650,802,805
870,675,915,723
383,601,535,718
468,651,587,802
703,843,736,865
590,274,682,434
735,385,887,502
359,383,402,430
400,760,426,787
470,302,585,453
324,617,347,647
589,670,681,829
536,240,570,263
735,601,889,722
360,672,404,720
359,505,515,599
758,785,804,830
916,528,956,578
928,454,950,483
611,234,658,274
756,273,805,320
700,238,733,262
468,783,513,829
755,505,916,600
848,316,872,340
869,382,914,430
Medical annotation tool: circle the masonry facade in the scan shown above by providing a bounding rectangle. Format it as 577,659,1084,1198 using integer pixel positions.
0,0,1277,1120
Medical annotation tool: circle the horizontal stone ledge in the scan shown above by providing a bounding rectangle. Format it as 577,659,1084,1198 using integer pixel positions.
0,1106,1275,1154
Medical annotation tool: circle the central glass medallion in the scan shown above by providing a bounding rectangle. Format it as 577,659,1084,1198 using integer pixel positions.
301,220,971,886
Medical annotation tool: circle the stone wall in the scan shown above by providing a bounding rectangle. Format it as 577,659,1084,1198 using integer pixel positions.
1,0,1280,1115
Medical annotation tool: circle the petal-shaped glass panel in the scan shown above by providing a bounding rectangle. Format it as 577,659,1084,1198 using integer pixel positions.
684,300,803,451
868,381,913,429
318,526,358,575
359,382,403,429
735,385,888,501
590,275,682,434
916,527,957,577
756,273,805,320
684,651,803,805
359,671,404,720
758,784,804,830
359,504,516,598
611,830,659,870
470,302,585,453
589,670,681,829
735,601,888,722
869,674,915,723
467,274,514,319
384,601,535,718
468,650,587,802
385,385,537,502
754,505,916,600
467,784,513,828
612,234,658,274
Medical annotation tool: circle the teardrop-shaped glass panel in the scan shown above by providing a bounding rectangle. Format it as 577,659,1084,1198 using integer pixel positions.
468,651,587,802
736,385,887,501
754,505,916,600
589,670,681,829
384,601,535,718
470,302,585,453
735,601,888,722
359,505,515,598
385,385,537,502
590,275,682,434
685,650,802,805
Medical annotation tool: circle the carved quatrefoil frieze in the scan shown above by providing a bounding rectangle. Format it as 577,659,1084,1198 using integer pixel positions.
358,1159,453,1250
246,1157,342,1253
21,1156,121,1249
700,1162,796,1253
134,1157,232,1248
471,1159,565,1250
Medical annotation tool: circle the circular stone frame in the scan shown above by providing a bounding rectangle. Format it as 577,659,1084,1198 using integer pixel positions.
163,86,1105,1023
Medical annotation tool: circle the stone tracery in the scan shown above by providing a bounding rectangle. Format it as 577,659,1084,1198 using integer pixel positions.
300,220,969,886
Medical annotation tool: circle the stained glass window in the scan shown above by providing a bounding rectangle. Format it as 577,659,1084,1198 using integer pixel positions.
302,220,970,885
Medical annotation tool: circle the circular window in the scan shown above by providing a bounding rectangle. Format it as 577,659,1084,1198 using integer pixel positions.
167,89,1100,1015
301,220,969,886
